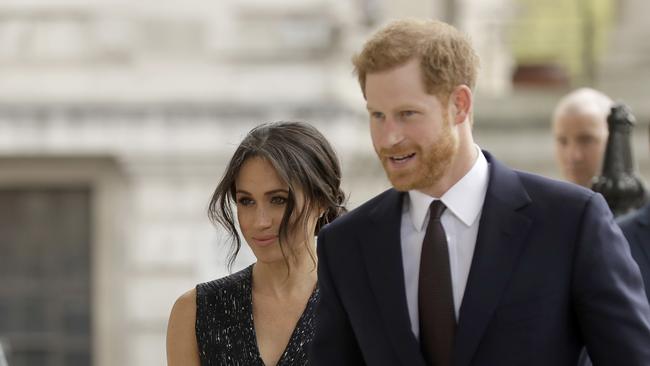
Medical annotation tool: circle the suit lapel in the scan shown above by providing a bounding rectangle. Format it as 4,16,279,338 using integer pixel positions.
361,189,427,366
453,153,533,366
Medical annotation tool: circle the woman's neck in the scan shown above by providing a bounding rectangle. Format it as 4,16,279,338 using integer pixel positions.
252,243,317,299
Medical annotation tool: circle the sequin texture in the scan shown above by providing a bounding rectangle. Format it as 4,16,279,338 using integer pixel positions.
195,265,319,365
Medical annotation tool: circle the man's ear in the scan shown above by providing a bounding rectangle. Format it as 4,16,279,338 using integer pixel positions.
451,85,472,124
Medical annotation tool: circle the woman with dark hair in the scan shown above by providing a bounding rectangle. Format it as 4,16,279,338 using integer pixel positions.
166,122,346,366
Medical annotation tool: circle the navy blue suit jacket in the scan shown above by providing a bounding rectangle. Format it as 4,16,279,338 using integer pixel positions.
619,203,650,303
577,205,650,366
311,152,650,366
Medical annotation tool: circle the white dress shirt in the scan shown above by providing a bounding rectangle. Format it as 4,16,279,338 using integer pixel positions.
400,146,489,339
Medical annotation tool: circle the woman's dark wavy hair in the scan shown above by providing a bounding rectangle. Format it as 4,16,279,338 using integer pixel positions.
208,121,347,270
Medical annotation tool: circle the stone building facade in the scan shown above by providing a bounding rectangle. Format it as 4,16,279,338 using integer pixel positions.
0,1,648,365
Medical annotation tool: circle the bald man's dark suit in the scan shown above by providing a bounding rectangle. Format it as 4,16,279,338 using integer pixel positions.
311,151,650,366
619,203,650,302
578,203,650,366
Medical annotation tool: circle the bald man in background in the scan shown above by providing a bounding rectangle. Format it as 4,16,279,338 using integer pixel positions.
552,88,613,187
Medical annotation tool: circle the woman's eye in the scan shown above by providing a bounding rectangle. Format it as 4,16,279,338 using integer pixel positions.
270,196,287,205
237,197,254,206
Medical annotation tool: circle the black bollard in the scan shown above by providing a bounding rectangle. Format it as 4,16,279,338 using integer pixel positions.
592,103,648,216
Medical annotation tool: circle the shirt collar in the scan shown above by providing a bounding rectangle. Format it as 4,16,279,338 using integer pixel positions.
407,146,489,231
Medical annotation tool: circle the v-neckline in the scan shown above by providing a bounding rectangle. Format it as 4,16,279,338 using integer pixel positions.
245,265,318,366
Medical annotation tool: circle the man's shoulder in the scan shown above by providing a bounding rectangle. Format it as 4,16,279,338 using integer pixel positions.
513,169,595,203
485,150,595,206
617,203,650,234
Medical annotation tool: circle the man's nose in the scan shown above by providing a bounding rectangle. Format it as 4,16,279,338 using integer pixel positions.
567,143,585,163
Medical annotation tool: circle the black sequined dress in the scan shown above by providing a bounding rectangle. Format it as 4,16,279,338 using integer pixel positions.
195,265,319,366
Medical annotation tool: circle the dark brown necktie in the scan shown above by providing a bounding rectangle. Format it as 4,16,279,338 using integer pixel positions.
418,200,456,366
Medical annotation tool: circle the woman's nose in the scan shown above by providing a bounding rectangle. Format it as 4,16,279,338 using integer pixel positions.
254,206,273,228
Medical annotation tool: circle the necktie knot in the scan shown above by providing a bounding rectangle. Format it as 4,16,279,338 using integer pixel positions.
430,200,446,220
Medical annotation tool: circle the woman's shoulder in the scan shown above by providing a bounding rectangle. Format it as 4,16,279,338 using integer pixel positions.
167,288,200,366
173,287,198,312
194,265,254,344
196,264,253,300
168,287,198,332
